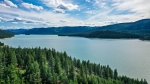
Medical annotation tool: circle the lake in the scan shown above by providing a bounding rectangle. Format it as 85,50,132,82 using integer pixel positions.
1,35,150,83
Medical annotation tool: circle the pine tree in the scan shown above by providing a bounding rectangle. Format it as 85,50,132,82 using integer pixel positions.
0,52,4,83
5,64,20,84
114,69,118,80
55,55,62,74
8,51,17,66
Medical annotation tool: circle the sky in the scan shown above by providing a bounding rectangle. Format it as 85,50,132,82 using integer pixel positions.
0,0,150,29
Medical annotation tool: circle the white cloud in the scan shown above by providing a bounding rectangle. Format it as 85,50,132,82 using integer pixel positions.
0,0,150,29
0,3,10,8
85,11,96,14
13,17,26,22
7,17,43,24
92,0,112,10
60,20,68,23
4,0,18,8
0,16,9,21
86,0,150,25
112,0,150,14
12,22,18,24
21,3,43,11
0,4,82,27
42,0,78,12
86,0,91,2
57,4,78,11
53,8,65,13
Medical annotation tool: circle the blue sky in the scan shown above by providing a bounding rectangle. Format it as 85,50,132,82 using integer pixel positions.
0,0,150,29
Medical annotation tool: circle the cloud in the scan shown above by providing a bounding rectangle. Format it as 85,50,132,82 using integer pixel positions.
86,0,91,2
0,3,10,8
21,3,43,11
53,8,65,13
93,0,109,9
0,0,150,29
85,11,96,14
7,17,42,24
113,0,150,14
57,3,78,11
86,0,150,25
4,0,18,8
12,22,18,24
42,0,78,12
13,17,26,22
0,16,9,21
60,20,68,22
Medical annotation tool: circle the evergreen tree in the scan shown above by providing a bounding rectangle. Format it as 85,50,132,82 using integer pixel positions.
0,52,4,83
114,69,118,80
5,64,20,84
0,46,148,84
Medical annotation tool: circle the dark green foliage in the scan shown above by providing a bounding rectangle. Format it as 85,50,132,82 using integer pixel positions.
0,46,148,84
23,26,95,35
0,29,14,39
140,35,150,40
114,69,118,80
0,42,4,46
61,30,141,39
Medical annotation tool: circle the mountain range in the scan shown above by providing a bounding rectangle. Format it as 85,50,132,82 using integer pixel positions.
7,19,150,36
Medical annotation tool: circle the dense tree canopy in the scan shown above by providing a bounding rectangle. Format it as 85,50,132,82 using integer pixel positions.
0,29,14,39
0,46,148,84
67,30,141,39
0,42,4,46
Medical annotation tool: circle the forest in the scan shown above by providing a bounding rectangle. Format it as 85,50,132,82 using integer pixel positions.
0,30,14,39
59,30,141,39
0,42,4,46
0,46,148,84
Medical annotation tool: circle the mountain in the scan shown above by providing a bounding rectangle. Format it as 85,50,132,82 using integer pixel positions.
23,26,97,35
58,19,150,40
95,19,150,35
7,19,150,35
60,30,141,39
0,29,15,39
6,29,28,34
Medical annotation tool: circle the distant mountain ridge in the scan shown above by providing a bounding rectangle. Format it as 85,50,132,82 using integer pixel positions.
24,26,97,35
59,30,141,39
95,19,150,35
7,19,150,35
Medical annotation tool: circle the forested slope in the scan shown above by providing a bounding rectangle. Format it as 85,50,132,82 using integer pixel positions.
0,29,14,39
0,29,15,46
95,19,150,35
0,46,147,84
60,30,141,39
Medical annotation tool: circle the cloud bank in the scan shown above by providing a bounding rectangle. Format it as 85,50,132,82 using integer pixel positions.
0,0,149,29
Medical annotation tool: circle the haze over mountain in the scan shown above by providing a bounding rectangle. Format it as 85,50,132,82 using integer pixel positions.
0,0,150,29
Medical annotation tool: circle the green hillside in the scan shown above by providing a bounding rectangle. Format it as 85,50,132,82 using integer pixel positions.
61,30,141,39
0,46,147,84
95,19,150,35
0,29,14,39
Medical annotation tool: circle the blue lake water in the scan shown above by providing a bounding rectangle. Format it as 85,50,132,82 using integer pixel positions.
1,35,150,83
